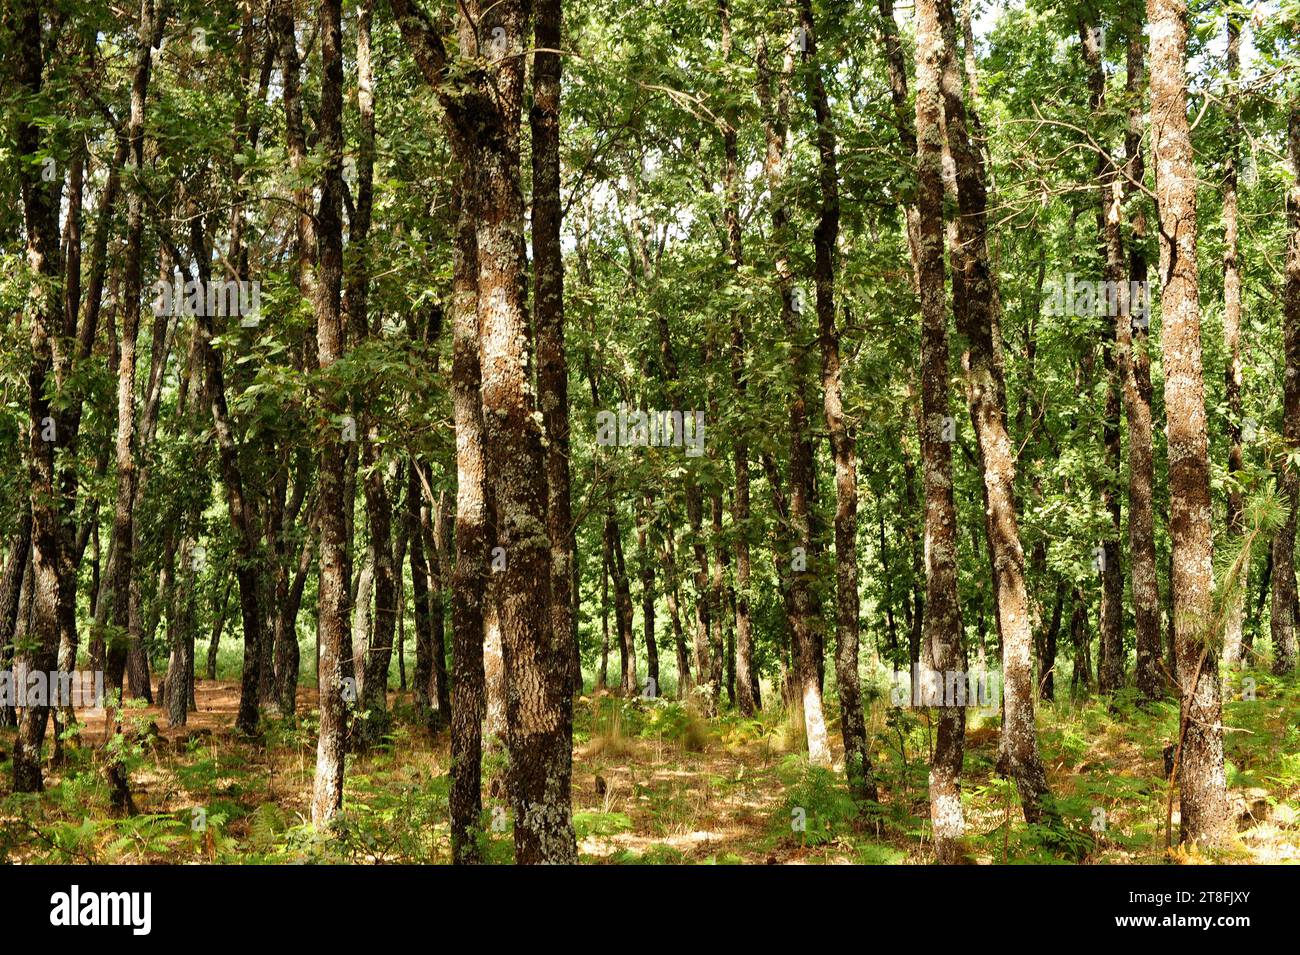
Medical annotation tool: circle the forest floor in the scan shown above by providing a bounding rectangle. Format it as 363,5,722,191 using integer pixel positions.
2,667,1298,864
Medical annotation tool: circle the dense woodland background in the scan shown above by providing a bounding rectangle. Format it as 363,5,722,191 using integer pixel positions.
1,0,1299,865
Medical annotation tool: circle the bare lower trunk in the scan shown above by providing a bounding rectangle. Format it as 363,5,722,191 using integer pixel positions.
1,512,33,729
408,462,437,730
637,500,659,694
661,522,692,698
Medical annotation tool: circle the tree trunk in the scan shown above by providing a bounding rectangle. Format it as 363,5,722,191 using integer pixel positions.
190,216,263,737
719,3,756,717
1038,580,1064,701
207,579,231,681
913,0,967,860
708,493,728,712
661,521,693,698
1149,0,1230,847
608,512,637,694
1119,18,1164,702
349,0,397,750
310,0,348,827
0,512,33,728
1271,98,1300,676
440,0,578,864
599,535,611,690
685,485,713,702
102,0,165,717
757,34,831,768
409,465,434,728
430,489,454,716
1070,591,1091,696
931,0,1052,823
166,538,198,727
1222,10,1247,668
637,498,659,695
1078,18,1126,694
447,147,490,859
532,0,580,699
800,0,877,803
13,0,63,789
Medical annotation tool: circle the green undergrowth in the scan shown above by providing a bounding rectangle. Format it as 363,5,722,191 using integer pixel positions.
0,668,1295,864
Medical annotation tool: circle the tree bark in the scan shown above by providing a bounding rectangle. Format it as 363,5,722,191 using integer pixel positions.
930,0,1052,823
717,5,757,718
1118,16,1164,702
102,0,166,715
637,497,659,695
607,511,637,694
0,512,33,728
1148,0,1230,846
913,0,967,860
1078,18,1126,694
1222,10,1247,668
11,0,63,788
311,0,348,826
799,0,877,803
448,150,490,859
1271,97,1300,676
347,0,397,750
531,0,580,699
470,0,576,865
408,463,435,728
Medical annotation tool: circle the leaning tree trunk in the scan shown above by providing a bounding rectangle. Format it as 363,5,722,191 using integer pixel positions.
931,0,1052,823
191,206,263,737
